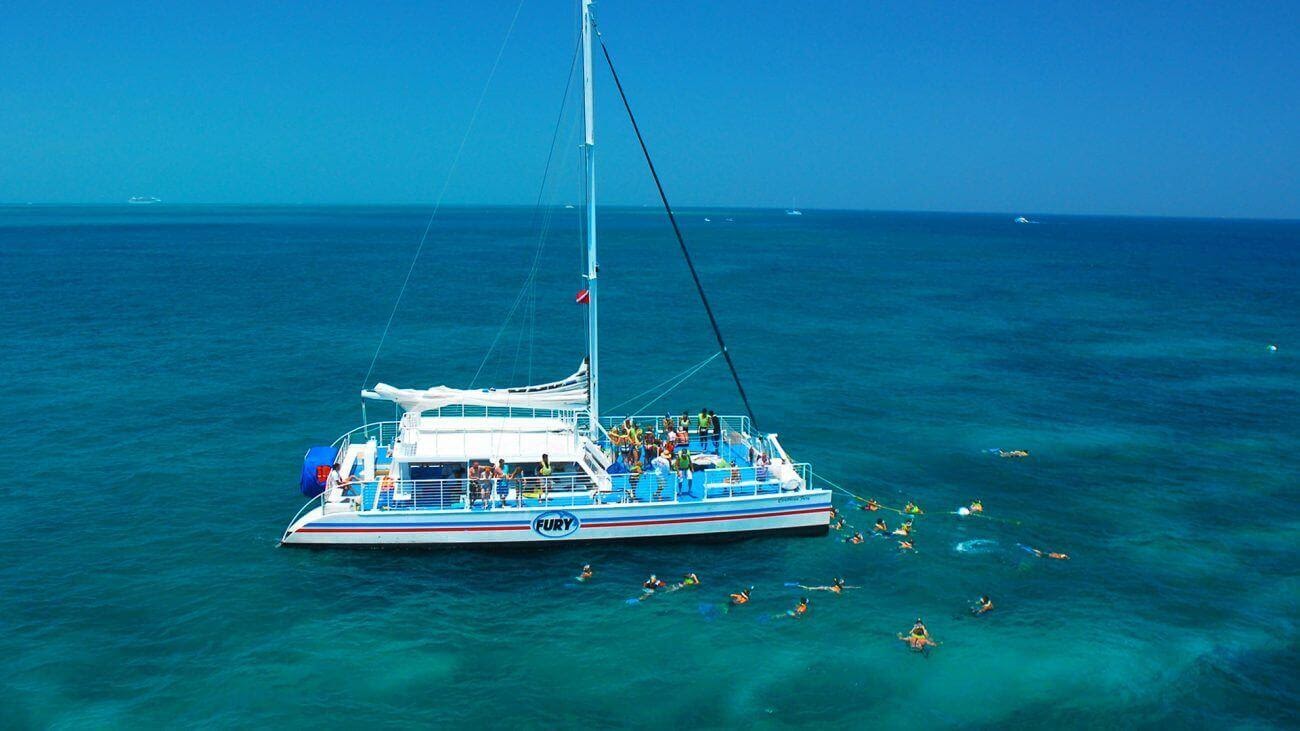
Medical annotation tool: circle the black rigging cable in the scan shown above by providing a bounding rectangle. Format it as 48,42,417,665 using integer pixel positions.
599,39,761,430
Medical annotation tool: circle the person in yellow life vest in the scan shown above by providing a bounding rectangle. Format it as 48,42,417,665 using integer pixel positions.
969,500,984,514
788,597,809,618
899,620,937,651
674,448,691,492
904,502,923,515
729,587,751,605
680,572,700,587
892,519,913,536
539,454,553,477
860,498,880,512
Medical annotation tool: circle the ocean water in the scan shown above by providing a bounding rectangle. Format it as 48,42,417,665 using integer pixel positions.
1,205,1297,729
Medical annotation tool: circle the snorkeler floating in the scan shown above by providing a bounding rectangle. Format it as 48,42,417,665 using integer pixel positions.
729,587,752,606
973,595,994,615
677,573,700,589
845,531,865,544
577,564,593,582
892,519,914,537
1029,547,1069,560
898,539,915,552
904,501,924,515
999,449,1030,458
799,578,855,595
899,618,937,651
860,498,880,512
788,597,810,618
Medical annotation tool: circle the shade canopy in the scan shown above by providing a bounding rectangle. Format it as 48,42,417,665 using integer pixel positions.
362,362,589,413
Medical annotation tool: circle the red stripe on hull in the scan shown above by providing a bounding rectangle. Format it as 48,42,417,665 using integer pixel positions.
294,506,830,534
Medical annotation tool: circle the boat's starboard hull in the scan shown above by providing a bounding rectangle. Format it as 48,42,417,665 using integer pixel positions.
282,491,832,547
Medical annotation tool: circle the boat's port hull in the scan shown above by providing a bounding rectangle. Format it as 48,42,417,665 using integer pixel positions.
282,491,831,547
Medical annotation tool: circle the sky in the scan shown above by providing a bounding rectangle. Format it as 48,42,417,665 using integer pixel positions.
1,1,1297,218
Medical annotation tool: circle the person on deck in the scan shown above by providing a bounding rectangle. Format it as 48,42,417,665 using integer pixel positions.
324,462,353,502
710,410,721,452
697,408,710,449
674,447,692,495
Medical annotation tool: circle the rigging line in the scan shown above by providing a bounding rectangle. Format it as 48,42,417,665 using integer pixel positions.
471,37,583,388
360,0,527,390
606,351,723,414
599,39,761,430
627,352,723,419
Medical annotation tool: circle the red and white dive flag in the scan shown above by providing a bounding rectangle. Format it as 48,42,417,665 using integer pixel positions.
575,289,591,304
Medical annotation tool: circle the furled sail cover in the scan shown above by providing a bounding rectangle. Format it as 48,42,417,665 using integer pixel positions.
362,361,589,413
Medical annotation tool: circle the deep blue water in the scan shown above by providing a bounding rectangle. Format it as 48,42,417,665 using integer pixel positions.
1,206,1297,728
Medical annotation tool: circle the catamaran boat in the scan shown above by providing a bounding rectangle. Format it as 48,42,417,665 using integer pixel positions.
280,0,831,547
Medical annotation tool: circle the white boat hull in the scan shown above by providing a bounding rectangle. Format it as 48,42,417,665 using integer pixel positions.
282,490,832,546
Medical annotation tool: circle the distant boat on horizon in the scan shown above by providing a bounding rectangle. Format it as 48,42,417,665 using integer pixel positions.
1014,215,1034,224
785,197,803,216
128,196,161,205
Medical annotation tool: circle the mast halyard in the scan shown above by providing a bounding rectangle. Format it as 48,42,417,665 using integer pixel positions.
581,0,599,438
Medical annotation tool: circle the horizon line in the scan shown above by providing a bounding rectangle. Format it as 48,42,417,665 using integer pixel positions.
2,202,1297,223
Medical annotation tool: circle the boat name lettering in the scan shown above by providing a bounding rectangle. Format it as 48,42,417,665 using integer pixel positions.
778,495,812,503
532,511,580,538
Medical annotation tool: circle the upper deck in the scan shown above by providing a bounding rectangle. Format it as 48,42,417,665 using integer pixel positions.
307,406,815,518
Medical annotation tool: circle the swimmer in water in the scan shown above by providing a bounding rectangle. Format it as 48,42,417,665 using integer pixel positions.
999,449,1029,458
892,519,913,537
829,506,839,519
643,574,666,592
788,597,810,618
800,577,854,594
1030,548,1070,560
973,595,994,615
898,539,915,551
860,498,880,512
904,501,923,515
679,572,700,588
969,500,983,514
577,564,593,582
729,587,752,606
832,518,845,531
899,626,937,651
873,518,888,533
845,531,865,544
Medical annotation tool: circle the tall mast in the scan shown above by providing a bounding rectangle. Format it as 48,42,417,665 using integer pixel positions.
581,0,599,438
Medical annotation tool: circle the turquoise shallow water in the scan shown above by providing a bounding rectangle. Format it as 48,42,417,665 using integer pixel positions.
1,206,1297,728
